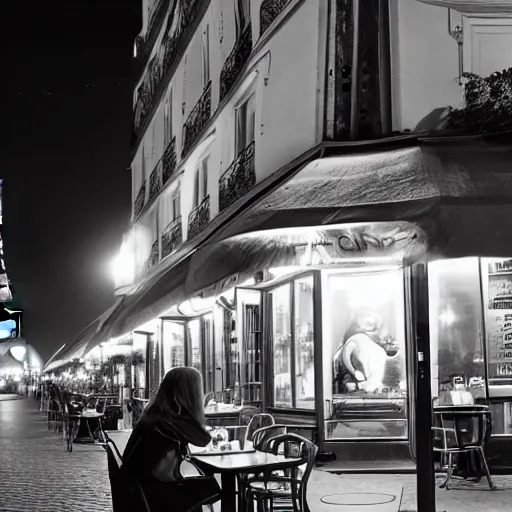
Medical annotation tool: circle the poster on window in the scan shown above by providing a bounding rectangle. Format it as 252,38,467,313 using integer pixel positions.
328,271,407,398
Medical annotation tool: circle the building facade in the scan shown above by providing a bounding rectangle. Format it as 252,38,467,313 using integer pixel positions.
46,0,512,482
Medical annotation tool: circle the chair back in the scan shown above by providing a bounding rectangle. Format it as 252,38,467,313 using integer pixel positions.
245,413,275,443
267,433,318,507
252,424,287,452
103,435,150,512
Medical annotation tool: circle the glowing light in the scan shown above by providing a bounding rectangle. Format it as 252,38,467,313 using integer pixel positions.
10,346,26,362
177,296,216,316
439,307,457,327
110,231,138,288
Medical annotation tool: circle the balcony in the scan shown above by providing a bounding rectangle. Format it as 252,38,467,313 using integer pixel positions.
260,0,291,35
149,239,160,268
134,183,146,218
219,141,256,212
131,0,206,150
133,85,152,138
148,160,163,204
220,25,253,102
188,195,210,239
162,136,177,185
135,0,171,62
161,216,183,258
182,81,212,158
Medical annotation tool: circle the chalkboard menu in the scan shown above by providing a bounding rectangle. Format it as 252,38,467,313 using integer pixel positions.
486,259,512,383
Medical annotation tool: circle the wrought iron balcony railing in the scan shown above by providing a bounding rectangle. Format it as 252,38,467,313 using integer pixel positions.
149,239,160,268
161,216,183,258
134,183,146,218
148,160,163,204
260,0,291,36
219,141,256,212
182,81,212,158
188,195,210,239
220,24,253,102
162,136,177,185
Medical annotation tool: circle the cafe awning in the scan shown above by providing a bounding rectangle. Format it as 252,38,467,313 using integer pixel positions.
44,319,102,373
103,134,512,341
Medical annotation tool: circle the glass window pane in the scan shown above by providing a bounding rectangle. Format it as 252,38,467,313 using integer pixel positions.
272,284,292,408
162,321,185,375
428,258,486,404
188,319,202,375
324,269,407,440
203,314,214,394
482,258,512,387
294,276,315,409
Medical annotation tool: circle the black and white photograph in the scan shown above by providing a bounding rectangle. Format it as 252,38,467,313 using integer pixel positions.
2,1,512,511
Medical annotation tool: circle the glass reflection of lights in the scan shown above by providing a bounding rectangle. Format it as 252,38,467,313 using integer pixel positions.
439,307,457,327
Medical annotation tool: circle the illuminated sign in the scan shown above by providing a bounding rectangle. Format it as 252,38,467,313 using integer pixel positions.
0,319,17,340
296,222,427,265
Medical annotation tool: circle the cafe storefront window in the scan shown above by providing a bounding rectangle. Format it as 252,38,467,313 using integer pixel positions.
482,257,512,435
428,258,487,406
270,275,315,410
322,267,408,440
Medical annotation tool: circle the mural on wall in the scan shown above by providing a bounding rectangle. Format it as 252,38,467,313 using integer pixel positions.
328,271,407,399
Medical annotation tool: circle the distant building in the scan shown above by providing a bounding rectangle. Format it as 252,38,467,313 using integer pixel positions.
0,178,42,390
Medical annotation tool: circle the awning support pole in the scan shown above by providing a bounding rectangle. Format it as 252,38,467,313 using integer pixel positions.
412,263,436,512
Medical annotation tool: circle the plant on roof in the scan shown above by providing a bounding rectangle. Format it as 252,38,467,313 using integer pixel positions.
447,68,512,134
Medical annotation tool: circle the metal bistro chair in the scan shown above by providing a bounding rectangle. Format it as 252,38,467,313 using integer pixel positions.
432,406,497,491
247,433,318,512
103,433,151,512
245,413,275,447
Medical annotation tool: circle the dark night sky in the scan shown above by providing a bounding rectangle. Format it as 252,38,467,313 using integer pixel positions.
1,0,141,362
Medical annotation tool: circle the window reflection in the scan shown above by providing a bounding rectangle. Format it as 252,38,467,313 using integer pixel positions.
428,258,486,405
162,321,185,375
188,319,201,374
294,277,315,409
272,284,292,408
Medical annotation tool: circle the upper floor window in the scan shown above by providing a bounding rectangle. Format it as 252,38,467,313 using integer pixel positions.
235,0,251,39
172,188,181,221
164,89,173,146
194,156,209,207
162,185,181,229
235,93,256,155
201,25,210,88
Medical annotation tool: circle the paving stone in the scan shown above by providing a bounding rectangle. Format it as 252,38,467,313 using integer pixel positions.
0,399,112,512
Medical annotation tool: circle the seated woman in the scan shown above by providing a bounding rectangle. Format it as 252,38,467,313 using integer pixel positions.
122,367,220,512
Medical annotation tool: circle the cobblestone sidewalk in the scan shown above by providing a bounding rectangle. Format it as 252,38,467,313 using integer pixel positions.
0,398,111,512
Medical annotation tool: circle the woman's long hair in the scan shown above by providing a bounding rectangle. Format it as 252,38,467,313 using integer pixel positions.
143,366,205,425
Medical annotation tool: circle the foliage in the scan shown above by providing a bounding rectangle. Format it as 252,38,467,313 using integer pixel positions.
448,68,512,134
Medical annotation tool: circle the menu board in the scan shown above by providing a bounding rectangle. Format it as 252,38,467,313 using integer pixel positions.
486,259,512,382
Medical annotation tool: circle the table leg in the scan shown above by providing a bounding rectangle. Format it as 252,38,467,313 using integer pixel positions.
221,473,237,512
